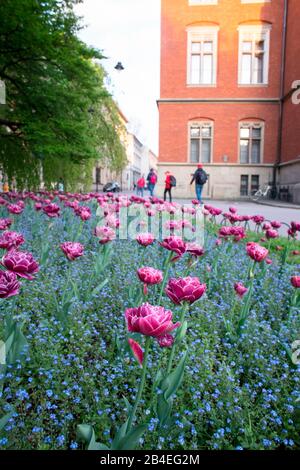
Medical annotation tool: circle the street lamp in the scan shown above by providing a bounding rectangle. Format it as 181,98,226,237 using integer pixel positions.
114,62,124,72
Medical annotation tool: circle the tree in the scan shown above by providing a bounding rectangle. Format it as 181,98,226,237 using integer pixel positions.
0,0,127,190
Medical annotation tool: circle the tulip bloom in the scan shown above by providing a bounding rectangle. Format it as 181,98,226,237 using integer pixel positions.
234,282,248,298
42,203,60,218
125,303,180,338
246,242,269,262
7,204,23,215
165,277,207,305
60,242,84,261
185,243,204,258
137,267,163,295
291,276,300,288
271,220,281,229
159,236,186,260
136,233,155,247
0,270,20,298
0,218,12,231
2,250,39,280
94,226,116,244
0,231,25,250
128,338,144,366
157,333,174,348
265,229,279,239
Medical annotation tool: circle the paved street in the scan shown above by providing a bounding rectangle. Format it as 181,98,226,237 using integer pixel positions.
124,190,299,235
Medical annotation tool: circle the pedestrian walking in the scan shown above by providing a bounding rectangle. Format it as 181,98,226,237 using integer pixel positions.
190,164,208,203
164,171,176,202
147,168,157,197
136,175,145,197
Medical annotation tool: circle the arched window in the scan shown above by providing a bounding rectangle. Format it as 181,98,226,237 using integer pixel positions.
189,120,213,163
238,24,271,85
239,121,264,164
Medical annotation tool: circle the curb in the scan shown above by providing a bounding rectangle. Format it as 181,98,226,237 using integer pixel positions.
254,200,300,210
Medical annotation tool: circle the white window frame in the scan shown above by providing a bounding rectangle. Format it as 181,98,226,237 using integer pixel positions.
186,26,219,86
238,24,271,86
189,0,218,5
239,121,264,164
188,121,214,164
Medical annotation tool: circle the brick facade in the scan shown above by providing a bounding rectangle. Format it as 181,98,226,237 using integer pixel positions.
158,0,300,201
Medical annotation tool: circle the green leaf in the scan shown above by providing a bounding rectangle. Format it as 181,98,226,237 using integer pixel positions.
76,424,109,451
175,320,188,344
91,278,109,297
156,394,172,426
5,321,28,364
0,410,14,431
164,351,188,400
111,419,129,450
116,424,148,450
122,396,132,415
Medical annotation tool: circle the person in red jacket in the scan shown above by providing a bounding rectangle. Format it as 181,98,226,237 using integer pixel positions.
136,175,145,197
164,171,172,202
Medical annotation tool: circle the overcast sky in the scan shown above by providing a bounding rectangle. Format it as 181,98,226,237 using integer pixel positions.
75,0,161,154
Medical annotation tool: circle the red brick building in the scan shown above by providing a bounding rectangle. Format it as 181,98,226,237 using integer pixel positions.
158,0,300,202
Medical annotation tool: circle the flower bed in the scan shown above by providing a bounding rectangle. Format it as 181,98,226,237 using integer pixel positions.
0,192,299,450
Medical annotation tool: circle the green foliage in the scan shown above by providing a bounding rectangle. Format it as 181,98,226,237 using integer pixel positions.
0,0,127,190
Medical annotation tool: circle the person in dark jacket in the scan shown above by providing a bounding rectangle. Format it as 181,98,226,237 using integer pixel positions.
190,164,208,203
147,168,157,197
164,171,172,202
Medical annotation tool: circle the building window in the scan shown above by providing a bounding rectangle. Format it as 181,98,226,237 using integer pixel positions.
189,0,218,4
190,122,213,163
251,175,260,194
187,26,218,85
240,175,249,196
239,122,263,164
238,25,271,85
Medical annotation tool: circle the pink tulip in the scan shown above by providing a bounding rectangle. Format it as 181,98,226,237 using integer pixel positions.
2,250,39,280
165,277,206,305
271,220,281,229
157,334,175,348
128,338,143,366
94,226,116,244
291,276,300,288
136,233,155,246
0,270,20,298
0,218,12,231
0,231,25,250
262,222,272,231
265,229,278,239
234,282,248,298
7,204,23,215
252,215,265,225
290,221,300,232
229,206,237,214
246,242,269,262
137,267,163,286
159,236,186,260
125,303,180,338
185,243,204,257
77,207,91,221
60,242,84,261
43,203,60,218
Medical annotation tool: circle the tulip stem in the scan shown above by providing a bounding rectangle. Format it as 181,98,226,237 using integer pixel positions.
158,251,173,304
166,302,189,375
126,336,151,433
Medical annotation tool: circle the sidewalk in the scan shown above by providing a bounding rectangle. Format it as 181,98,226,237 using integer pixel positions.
255,199,300,210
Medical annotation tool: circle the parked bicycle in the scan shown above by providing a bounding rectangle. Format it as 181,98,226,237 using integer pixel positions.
250,184,276,202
